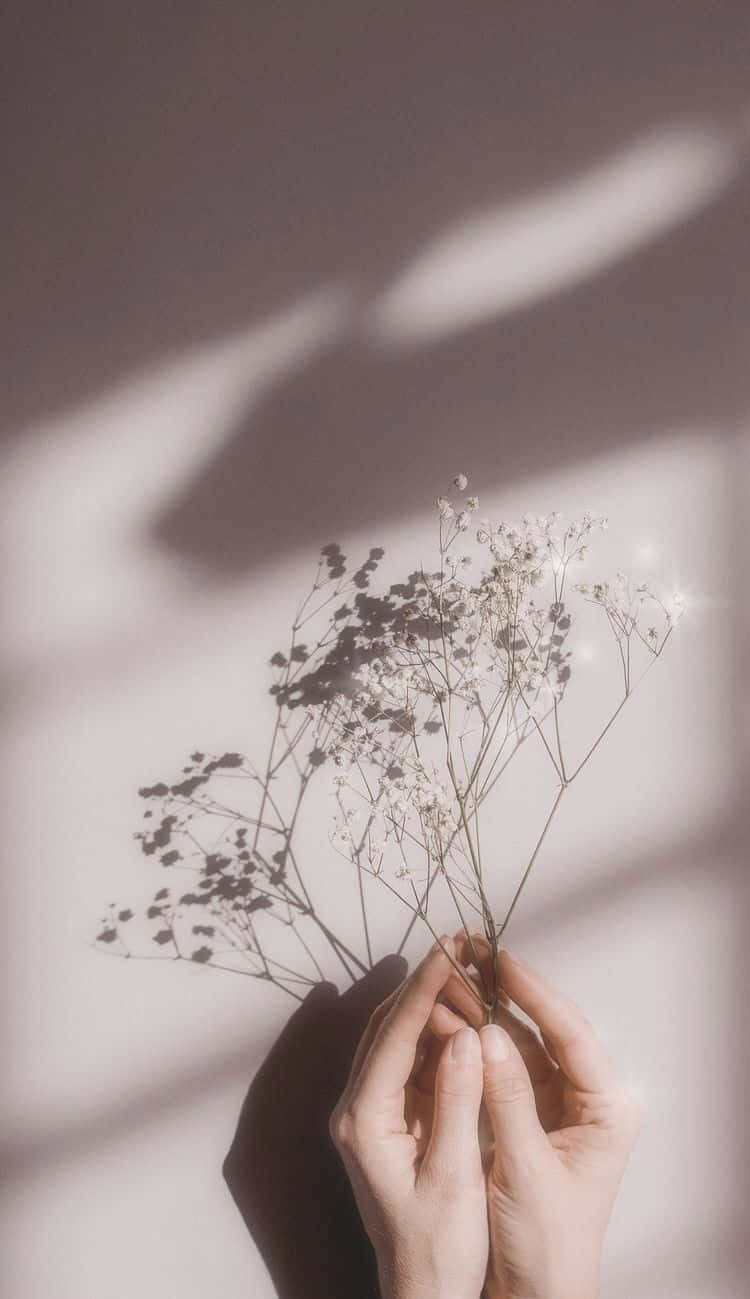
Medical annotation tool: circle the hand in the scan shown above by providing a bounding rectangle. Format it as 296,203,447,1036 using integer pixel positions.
438,943,641,1299
329,937,488,1299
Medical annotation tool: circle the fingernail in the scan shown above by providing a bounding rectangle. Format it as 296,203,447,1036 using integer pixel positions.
480,1024,510,1062
450,1026,478,1062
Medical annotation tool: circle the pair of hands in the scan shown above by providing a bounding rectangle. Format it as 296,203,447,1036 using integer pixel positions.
329,935,641,1299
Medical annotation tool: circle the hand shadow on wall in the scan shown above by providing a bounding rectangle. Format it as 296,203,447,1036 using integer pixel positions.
223,954,407,1299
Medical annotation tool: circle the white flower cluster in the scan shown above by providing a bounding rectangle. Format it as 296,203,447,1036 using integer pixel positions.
330,756,456,883
436,472,480,534
353,657,416,707
379,762,457,841
325,481,683,917
573,573,686,652
476,509,607,578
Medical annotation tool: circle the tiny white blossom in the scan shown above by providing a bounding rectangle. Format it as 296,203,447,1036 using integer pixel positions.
453,473,468,491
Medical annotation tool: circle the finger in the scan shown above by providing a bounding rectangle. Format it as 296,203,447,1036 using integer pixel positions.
493,1002,557,1085
345,982,404,1093
452,930,496,998
406,1029,448,1144
498,950,618,1094
412,1027,446,1097
351,937,457,1111
460,931,517,1009
422,1027,484,1182
439,968,487,1027
490,1000,561,1132
480,1024,549,1176
444,935,556,1079
429,1000,469,1041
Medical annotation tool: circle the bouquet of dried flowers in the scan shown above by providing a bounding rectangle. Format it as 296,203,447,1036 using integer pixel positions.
325,476,683,1021
98,477,683,1017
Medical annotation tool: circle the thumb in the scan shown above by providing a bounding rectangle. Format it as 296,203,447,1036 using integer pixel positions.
423,1027,483,1182
480,1024,549,1179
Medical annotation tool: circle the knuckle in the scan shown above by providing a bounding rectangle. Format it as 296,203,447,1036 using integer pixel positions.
490,1148,542,1189
368,999,389,1031
486,1073,528,1104
328,1104,357,1152
588,1089,642,1144
380,1011,398,1040
327,1104,343,1146
440,1076,475,1095
422,1158,478,1196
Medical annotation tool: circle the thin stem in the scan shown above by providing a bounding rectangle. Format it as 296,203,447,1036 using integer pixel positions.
357,854,374,967
497,783,567,940
567,692,629,783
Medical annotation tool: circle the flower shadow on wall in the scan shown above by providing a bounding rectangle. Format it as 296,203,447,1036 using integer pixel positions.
95,541,396,994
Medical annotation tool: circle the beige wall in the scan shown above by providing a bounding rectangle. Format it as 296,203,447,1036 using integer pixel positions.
2,6,748,1296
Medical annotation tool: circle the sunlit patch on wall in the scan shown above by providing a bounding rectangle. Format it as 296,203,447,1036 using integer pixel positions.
368,121,745,346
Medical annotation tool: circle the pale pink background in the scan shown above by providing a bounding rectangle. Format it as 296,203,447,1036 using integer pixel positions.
2,6,748,1297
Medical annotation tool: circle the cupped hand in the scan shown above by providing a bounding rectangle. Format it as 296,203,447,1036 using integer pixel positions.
329,937,488,1299
433,941,641,1299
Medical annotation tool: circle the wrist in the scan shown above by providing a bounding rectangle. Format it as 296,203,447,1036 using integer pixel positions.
384,1288,478,1299
381,1277,478,1299
485,1273,598,1299
494,1292,597,1299
502,1285,599,1299
380,1263,478,1299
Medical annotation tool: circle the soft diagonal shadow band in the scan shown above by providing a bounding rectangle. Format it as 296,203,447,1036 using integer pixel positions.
223,954,406,1299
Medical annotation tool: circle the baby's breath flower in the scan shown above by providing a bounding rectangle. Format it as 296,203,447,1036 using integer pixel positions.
323,491,682,963
113,492,683,1009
